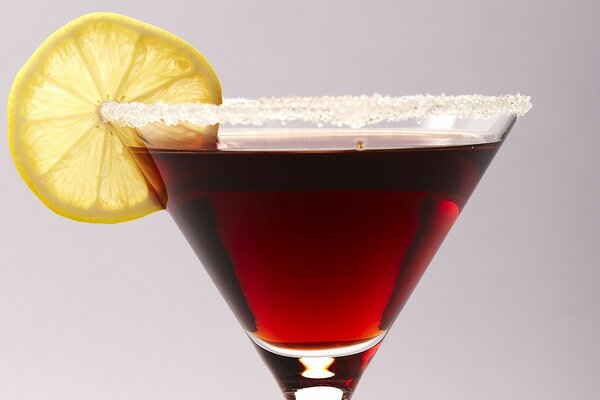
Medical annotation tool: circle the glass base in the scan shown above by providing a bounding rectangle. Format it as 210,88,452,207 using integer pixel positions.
251,335,384,400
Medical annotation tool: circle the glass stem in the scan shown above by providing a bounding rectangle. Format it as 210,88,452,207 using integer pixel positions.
253,341,382,400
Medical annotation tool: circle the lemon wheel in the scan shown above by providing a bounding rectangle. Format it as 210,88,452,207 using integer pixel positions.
8,13,221,223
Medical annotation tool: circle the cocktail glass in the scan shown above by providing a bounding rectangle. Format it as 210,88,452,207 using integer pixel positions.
102,94,530,400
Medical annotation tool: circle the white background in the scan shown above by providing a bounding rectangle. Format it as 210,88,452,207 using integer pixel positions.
1,1,599,399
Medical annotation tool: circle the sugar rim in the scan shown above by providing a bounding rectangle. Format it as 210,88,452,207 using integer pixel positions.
100,94,532,129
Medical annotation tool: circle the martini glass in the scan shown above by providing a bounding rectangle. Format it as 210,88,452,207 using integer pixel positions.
102,94,530,400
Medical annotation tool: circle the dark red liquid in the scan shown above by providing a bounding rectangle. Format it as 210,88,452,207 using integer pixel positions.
132,140,500,350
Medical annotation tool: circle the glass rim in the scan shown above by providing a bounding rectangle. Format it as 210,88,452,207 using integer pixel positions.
100,93,532,129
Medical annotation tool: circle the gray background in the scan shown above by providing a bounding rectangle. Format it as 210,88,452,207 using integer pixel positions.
1,0,598,399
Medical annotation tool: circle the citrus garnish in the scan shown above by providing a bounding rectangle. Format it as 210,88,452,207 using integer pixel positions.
8,13,222,223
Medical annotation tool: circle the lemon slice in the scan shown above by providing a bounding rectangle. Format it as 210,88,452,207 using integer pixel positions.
8,13,222,223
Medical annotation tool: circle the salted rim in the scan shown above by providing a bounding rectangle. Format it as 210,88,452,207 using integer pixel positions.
100,94,532,129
